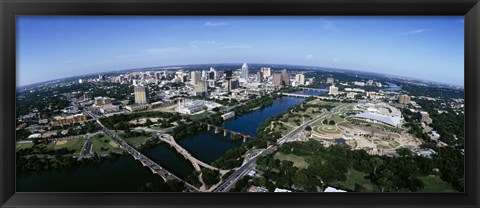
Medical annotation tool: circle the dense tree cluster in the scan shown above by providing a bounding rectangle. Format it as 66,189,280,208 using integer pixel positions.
120,130,151,138
171,123,205,140
401,85,464,99
414,99,464,146
211,147,247,169
201,168,221,188
243,140,463,192
16,151,123,175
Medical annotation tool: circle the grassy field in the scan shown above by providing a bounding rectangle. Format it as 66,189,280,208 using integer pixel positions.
328,115,345,123
92,134,121,153
16,142,34,150
48,137,87,155
274,152,308,169
313,125,342,135
121,135,151,147
419,175,457,192
189,111,209,121
336,169,380,192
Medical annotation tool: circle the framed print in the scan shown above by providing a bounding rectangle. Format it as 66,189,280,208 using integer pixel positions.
1,0,479,208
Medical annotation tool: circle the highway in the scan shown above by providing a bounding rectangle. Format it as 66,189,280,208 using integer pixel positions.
213,104,347,192
78,134,94,159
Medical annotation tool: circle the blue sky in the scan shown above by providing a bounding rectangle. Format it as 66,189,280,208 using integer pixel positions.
17,16,464,86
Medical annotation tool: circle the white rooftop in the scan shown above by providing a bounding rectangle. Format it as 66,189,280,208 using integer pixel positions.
353,112,402,127
324,186,347,192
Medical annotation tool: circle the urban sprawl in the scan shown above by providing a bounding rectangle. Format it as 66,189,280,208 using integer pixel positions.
16,63,465,193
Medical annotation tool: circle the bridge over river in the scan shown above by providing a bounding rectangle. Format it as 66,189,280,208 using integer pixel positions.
84,110,199,192
197,122,256,142
157,133,228,174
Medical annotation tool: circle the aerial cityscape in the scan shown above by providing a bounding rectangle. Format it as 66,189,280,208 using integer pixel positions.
16,16,464,192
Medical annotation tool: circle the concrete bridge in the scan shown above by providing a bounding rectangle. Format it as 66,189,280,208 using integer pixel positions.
201,122,254,142
282,93,316,98
299,87,328,92
157,133,226,173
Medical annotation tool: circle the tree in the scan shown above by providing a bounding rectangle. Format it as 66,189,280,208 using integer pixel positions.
145,119,153,126
369,157,383,175
329,120,336,125
305,125,312,131
396,147,412,157
378,169,393,192
323,119,328,125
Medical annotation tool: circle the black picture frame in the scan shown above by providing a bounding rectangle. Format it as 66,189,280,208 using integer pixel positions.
1,0,479,207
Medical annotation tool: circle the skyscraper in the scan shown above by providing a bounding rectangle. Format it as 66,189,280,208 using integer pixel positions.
295,74,305,86
134,86,149,104
191,71,201,85
261,67,271,78
273,73,282,86
225,70,233,80
209,67,217,80
399,95,411,104
241,63,249,80
256,71,263,82
281,69,290,86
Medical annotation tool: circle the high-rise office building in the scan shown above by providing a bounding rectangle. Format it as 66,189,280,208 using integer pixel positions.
399,94,411,104
230,79,240,90
326,77,334,84
191,71,201,85
225,70,233,80
256,71,263,82
241,63,249,80
134,86,149,104
209,67,217,80
295,74,305,86
261,67,271,78
273,73,282,86
281,69,290,86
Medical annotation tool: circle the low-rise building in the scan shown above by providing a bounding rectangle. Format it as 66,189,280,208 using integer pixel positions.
221,112,235,120
248,186,269,192
99,104,120,114
420,111,433,124
274,188,292,192
329,84,339,95
126,104,148,112
51,114,87,126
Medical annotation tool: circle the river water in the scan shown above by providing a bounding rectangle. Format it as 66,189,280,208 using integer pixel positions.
17,91,323,192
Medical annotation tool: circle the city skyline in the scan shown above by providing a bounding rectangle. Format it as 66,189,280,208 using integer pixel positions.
17,16,464,86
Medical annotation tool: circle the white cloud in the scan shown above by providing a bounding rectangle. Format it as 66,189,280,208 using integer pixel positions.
400,28,430,35
320,19,339,31
306,54,314,60
202,21,228,27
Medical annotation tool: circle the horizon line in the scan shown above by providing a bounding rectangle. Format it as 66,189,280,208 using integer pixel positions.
17,62,464,89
